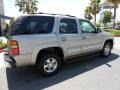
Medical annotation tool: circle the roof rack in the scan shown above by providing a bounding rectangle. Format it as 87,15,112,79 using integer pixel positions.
30,12,76,17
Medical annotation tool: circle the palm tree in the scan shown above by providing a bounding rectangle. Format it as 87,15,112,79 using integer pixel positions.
84,6,93,21
90,0,101,25
108,0,120,28
103,10,112,26
15,0,38,14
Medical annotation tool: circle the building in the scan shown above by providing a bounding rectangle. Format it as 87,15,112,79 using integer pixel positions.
0,0,4,14
0,0,12,35
102,0,114,9
0,0,5,33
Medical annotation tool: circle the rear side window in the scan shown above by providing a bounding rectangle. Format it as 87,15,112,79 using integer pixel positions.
11,16,55,35
59,19,78,34
11,16,25,35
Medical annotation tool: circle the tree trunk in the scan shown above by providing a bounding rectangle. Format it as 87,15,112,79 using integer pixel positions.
113,4,117,28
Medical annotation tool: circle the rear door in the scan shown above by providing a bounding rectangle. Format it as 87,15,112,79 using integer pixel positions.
9,16,56,55
58,18,82,57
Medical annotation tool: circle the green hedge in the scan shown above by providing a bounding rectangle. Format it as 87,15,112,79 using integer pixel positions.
104,29,120,37
0,42,7,49
0,37,7,49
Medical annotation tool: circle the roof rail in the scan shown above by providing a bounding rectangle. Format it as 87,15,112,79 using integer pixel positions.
64,14,76,17
30,12,76,17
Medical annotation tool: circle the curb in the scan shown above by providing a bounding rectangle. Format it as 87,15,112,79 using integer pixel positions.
0,52,8,90
0,66,8,90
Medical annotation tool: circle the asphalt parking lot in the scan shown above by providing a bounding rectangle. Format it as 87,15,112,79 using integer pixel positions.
0,38,120,90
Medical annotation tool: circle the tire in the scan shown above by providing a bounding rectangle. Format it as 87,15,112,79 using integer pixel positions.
100,42,112,57
37,53,61,77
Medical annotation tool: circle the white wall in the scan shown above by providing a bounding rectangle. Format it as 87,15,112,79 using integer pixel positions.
0,0,4,15
0,0,6,32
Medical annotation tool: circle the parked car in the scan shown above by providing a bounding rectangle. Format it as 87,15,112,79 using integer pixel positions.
115,25,120,30
5,13,114,76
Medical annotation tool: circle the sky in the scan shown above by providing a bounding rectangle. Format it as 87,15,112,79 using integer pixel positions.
3,0,120,22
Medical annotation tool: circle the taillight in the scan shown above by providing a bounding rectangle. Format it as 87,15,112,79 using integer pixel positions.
9,40,19,56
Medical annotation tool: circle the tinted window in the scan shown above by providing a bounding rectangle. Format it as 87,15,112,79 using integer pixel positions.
11,16,26,35
79,20,96,33
59,19,78,34
0,25,2,36
11,16,54,35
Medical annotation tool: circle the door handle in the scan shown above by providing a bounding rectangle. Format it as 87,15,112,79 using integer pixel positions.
61,37,66,41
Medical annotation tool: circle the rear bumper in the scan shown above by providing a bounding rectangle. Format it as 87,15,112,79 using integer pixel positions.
5,53,34,67
4,54,16,68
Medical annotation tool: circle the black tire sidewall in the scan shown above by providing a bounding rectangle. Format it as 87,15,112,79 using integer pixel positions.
101,42,112,57
37,53,61,77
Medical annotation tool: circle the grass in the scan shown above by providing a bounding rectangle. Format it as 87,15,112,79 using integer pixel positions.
104,29,120,37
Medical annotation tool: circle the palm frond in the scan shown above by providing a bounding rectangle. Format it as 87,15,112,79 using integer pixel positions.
15,0,38,14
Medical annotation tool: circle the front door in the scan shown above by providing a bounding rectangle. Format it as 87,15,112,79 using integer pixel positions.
79,20,102,53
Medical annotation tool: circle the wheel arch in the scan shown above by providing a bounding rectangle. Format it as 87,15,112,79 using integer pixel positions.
34,47,64,65
104,39,114,49
100,39,113,57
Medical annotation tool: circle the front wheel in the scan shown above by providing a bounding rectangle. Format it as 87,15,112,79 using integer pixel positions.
37,53,61,77
100,42,112,57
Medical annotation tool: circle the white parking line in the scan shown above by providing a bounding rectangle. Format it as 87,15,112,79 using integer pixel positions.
0,52,9,90
114,37,120,50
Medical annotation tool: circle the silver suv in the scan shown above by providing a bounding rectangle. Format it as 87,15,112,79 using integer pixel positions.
5,13,114,76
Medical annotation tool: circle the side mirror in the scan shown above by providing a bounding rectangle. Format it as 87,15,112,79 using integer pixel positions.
96,28,101,33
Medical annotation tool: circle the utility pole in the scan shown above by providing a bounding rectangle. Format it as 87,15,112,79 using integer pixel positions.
100,2,104,29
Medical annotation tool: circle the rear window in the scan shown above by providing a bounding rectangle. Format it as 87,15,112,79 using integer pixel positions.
11,16,55,35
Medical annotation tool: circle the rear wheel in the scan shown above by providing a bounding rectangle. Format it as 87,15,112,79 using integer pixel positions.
100,42,112,57
37,53,61,77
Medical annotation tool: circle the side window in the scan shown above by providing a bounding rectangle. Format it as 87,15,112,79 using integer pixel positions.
0,20,1,31
19,16,54,35
26,21,38,34
79,20,96,33
11,16,26,35
28,22,37,31
59,19,78,34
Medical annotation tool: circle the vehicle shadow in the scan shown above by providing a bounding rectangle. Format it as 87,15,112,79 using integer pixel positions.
6,52,120,90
